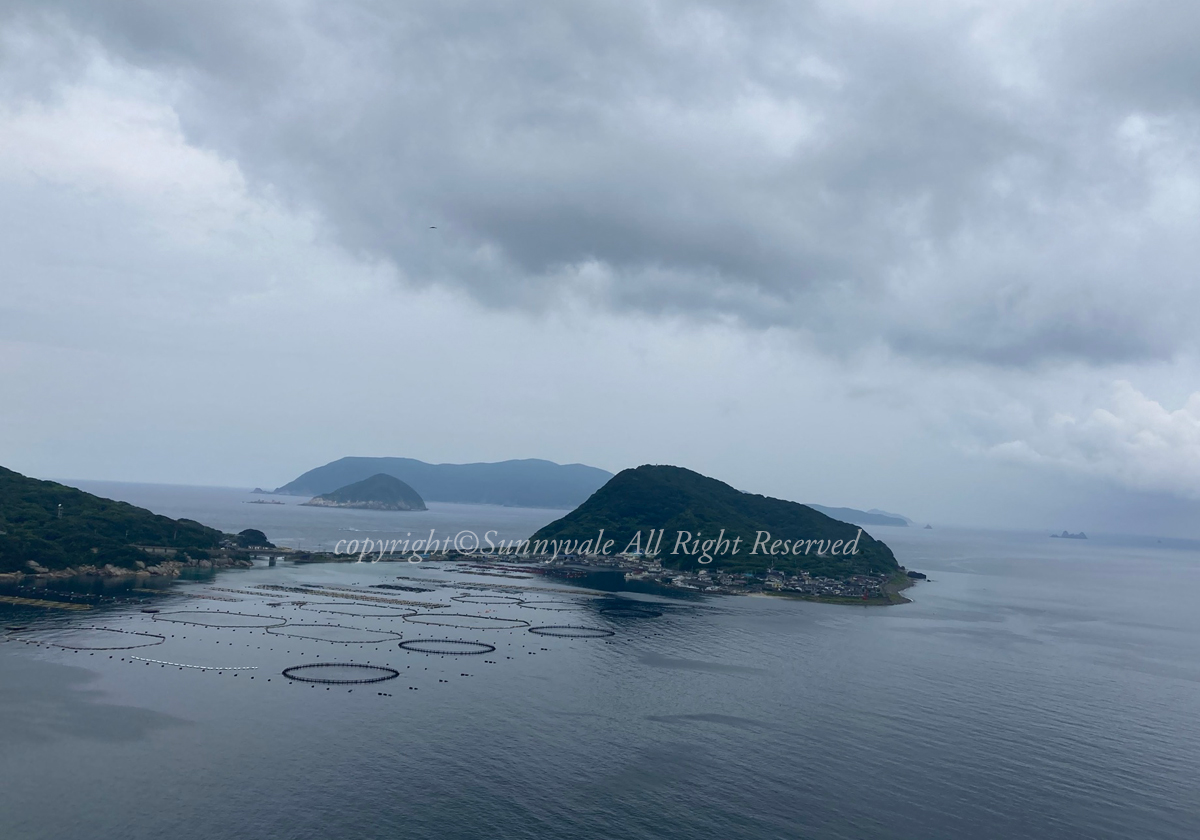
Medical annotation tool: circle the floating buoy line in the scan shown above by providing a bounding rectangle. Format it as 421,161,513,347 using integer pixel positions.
131,657,258,671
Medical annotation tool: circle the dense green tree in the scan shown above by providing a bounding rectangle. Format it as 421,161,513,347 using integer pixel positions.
0,466,226,573
530,465,898,578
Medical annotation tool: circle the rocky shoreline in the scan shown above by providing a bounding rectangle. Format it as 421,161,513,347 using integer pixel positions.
0,555,253,583
300,498,421,511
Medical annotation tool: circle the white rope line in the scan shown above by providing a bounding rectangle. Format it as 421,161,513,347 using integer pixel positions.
130,656,258,670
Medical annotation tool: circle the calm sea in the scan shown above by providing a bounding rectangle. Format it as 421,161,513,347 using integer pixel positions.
2,484,1199,839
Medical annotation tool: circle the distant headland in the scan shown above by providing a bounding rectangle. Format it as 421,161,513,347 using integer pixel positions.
806,504,910,527
268,457,612,509
522,465,915,602
0,465,270,580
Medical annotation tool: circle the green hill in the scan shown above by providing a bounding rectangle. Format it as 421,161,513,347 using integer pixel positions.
0,466,226,573
301,473,427,511
529,465,899,578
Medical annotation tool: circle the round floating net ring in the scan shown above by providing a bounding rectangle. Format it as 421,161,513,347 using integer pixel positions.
528,625,614,638
11,626,166,650
399,639,495,655
153,610,287,628
598,607,663,619
452,595,522,605
282,663,400,684
265,624,403,644
518,600,581,611
404,613,529,630
298,603,417,618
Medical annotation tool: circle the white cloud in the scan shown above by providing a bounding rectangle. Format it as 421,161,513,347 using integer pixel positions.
990,381,1200,497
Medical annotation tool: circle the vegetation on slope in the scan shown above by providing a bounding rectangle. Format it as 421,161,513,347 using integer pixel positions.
0,466,225,573
530,465,898,578
303,473,427,511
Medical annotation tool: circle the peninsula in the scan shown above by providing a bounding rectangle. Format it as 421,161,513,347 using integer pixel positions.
0,465,260,579
530,465,900,578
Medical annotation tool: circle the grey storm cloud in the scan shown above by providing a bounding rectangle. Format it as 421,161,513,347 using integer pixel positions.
6,0,1200,366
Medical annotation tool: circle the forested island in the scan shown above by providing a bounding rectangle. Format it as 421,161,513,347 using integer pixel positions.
301,473,427,511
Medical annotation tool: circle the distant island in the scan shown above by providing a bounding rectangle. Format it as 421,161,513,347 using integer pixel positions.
269,457,611,508
806,504,909,528
530,465,900,579
301,473,427,511
1051,531,1087,540
0,465,262,578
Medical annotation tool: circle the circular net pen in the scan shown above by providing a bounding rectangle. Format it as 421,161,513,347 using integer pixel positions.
452,595,522,605
298,603,417,618
528,625,615,638
398,639,496,655
153,611,287,628
518,601,581,611
9,626,166,650
282,663,400,684
598,607,664,619
404,614,529,630
265,624,404,644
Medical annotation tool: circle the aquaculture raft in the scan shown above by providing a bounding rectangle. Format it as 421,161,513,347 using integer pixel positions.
528,625,614,638
282,663,400,684
398,639,495,655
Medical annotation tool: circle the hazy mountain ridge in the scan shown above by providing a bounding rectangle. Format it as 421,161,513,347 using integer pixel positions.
807,505,910,527
273,457,612,509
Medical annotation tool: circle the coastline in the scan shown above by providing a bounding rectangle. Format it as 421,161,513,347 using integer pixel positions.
3,555,917,608
0,556,253,584
758,571,915,606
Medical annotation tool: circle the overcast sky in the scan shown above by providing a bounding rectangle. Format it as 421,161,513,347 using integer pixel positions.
3,1,1199,535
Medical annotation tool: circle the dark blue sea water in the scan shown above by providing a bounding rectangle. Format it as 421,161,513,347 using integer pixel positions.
2,485,1199,839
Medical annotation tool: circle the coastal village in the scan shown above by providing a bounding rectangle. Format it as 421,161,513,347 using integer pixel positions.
380,549,917,604
539,551,910,602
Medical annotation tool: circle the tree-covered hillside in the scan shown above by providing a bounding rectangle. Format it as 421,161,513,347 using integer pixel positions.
0,466,225,573
530,465,898,578
303,473,427,511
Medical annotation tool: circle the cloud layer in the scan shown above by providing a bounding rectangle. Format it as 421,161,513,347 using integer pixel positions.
6,0,1200,366
3,2,1200,526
